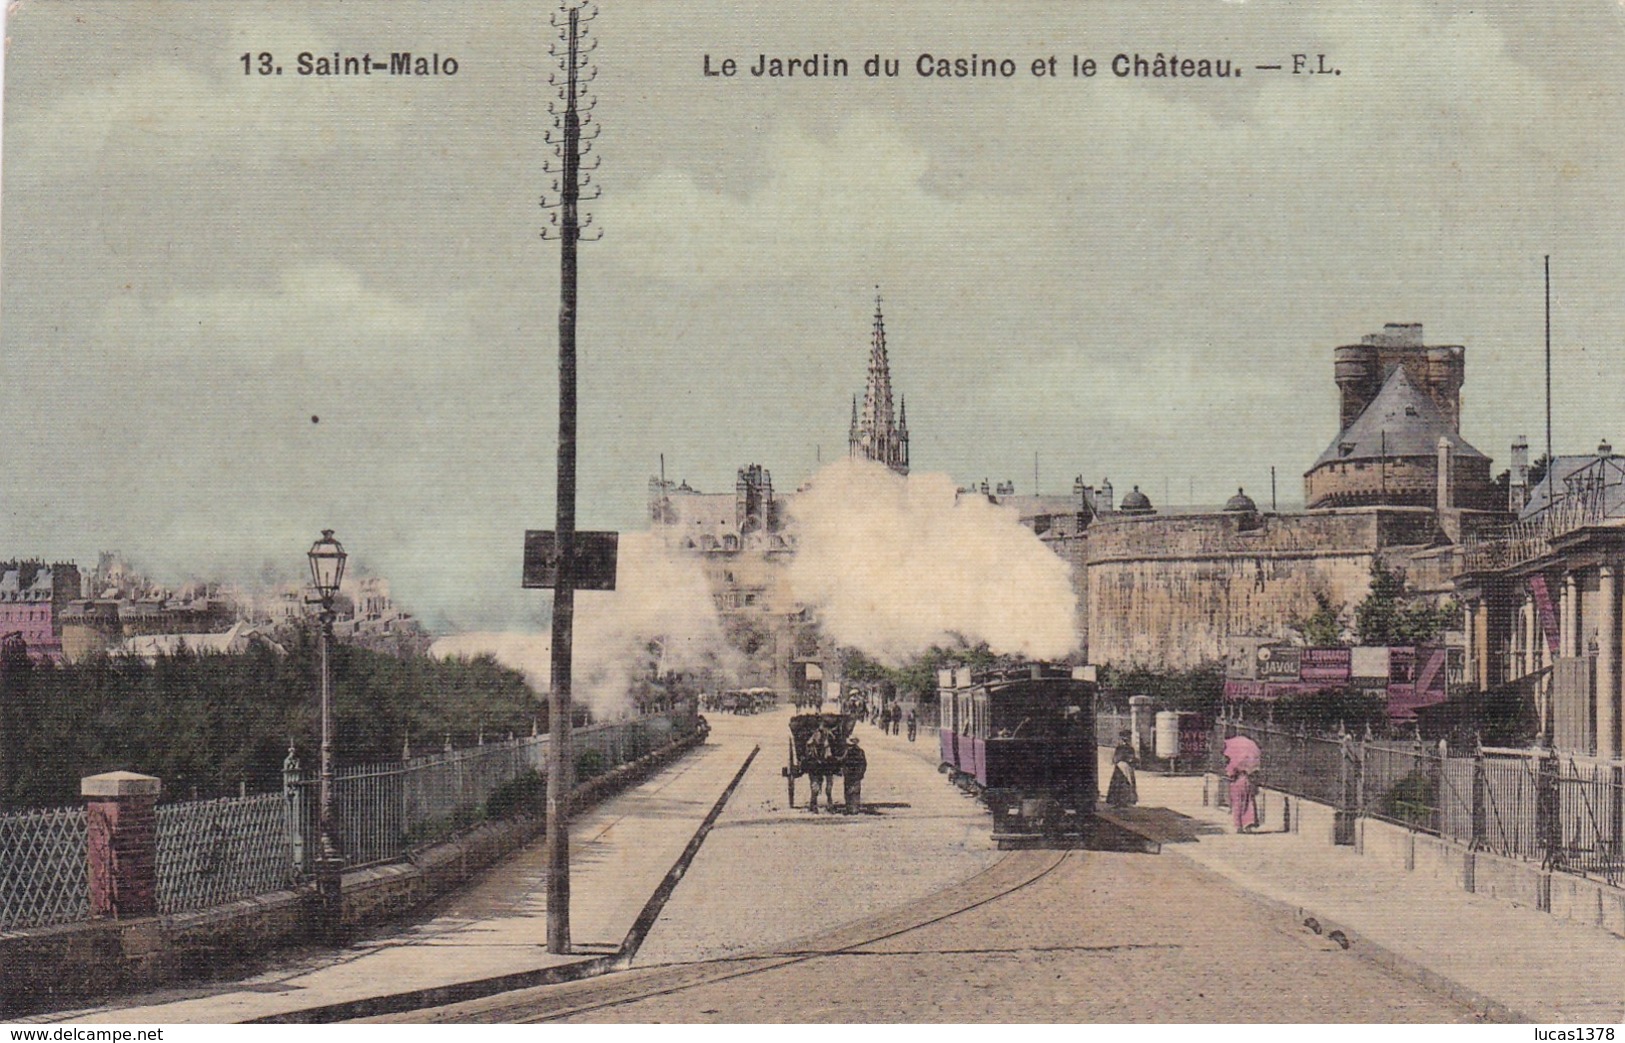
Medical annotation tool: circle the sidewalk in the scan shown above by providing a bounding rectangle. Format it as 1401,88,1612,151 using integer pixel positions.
1107,755,1625,1023
35,726,760,1024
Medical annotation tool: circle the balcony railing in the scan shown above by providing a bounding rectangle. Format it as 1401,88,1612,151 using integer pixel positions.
1463,478,1622,573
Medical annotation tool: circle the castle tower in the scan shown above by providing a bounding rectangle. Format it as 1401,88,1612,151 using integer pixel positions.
848,291,910,476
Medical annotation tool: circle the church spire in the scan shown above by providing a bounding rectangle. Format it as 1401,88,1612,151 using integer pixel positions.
848,287,909,475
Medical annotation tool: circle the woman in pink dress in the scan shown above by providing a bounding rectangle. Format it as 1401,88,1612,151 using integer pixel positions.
1223,735,1262,833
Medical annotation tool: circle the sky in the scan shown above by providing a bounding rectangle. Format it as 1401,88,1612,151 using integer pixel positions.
2,1,1623,632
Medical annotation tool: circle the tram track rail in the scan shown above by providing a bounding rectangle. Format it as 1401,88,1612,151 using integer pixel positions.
372,847,1073,1024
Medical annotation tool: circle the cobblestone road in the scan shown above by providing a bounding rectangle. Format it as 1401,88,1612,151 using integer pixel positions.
548,848,1480,1023
405,708,1479,1023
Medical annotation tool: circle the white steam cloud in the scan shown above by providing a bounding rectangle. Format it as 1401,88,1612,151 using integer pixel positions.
787,459,1079,666
429,531,737,718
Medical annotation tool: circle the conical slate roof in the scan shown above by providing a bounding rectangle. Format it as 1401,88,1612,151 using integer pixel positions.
1313,366,1487,469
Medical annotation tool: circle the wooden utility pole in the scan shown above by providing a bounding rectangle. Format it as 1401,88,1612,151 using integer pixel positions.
539,1,600,956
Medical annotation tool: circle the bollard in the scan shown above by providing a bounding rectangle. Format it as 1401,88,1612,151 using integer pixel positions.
81,771,161,919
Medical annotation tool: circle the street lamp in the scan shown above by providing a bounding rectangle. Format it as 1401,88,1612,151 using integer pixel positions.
307,528,347,938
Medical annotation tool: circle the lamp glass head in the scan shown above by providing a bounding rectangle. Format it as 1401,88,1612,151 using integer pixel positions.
307,529,347,599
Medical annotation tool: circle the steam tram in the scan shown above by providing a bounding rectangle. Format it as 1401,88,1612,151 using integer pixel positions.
938,663,1097,844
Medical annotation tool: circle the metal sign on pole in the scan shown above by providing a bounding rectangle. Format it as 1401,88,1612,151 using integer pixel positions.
522,530,618,591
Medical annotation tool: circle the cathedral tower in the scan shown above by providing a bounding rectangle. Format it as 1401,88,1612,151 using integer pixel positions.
847,291,910,475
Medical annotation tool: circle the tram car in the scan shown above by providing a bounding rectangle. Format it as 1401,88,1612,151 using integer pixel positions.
938,663,1097,844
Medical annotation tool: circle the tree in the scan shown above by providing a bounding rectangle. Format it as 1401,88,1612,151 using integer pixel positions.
0,632,35,800
0,639,539,808
1491,469,1510,509
1293,591,1346,647
1528,453,1551,490
1354,560,1457,647
1097,663,1225,715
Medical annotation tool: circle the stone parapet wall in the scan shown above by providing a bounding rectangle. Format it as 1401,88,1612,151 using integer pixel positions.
1249,778,1625,941
1087,509,1389,562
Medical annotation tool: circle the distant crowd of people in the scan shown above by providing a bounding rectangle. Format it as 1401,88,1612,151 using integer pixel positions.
843,694,917,742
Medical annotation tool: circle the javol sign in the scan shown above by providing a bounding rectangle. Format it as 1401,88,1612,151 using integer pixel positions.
1256,645,1301,681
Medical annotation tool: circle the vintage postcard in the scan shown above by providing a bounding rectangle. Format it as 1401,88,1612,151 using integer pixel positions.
1,0,1622,1030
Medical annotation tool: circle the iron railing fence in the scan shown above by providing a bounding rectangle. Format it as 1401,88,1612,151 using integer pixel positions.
1360,742,1445,834
287,710,693,874
1207,720,1356,810
1190,720,1623,887
0,706,699,932
0,804,88,931
1473,754,1543,860
1547,755,1623,887
155,793,295,915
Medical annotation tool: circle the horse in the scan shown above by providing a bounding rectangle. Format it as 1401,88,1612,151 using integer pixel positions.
803,724,840,812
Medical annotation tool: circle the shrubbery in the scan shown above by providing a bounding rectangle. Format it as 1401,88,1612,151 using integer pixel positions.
0,625,538,808
1096,663,1224,716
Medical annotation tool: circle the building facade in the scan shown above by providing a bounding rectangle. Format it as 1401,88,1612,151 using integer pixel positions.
0,561,82,662
649,465,805,690
1455,443,1625,758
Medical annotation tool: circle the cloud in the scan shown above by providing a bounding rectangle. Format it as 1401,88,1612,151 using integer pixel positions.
601,113,1019,285
93,262,448,370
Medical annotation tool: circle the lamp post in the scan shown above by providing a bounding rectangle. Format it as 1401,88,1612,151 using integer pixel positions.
307,528,347,938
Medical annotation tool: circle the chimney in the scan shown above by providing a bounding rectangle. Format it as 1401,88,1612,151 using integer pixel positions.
1437,436,1454,515
1510,435,1530,511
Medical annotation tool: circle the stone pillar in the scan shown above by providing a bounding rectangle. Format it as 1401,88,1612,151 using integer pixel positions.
82,771,160,919
1475,602,1491,691
1524,599,1539,678
1128,695,1154,758
1510,601,1525,678
1464,601,1479,690
1601,566,1620,760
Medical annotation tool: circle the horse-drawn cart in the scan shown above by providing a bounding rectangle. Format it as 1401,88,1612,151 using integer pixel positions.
782,712,854,810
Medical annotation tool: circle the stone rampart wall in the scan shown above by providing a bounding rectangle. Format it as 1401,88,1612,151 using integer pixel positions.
1084,509,1443,668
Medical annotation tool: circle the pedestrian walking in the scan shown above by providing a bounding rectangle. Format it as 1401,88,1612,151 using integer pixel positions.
1106,730,1138,807
906,708,917,742
1223,734,1262,833
842,736,867,814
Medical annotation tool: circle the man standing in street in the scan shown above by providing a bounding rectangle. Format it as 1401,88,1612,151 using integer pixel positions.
843,736,867,814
